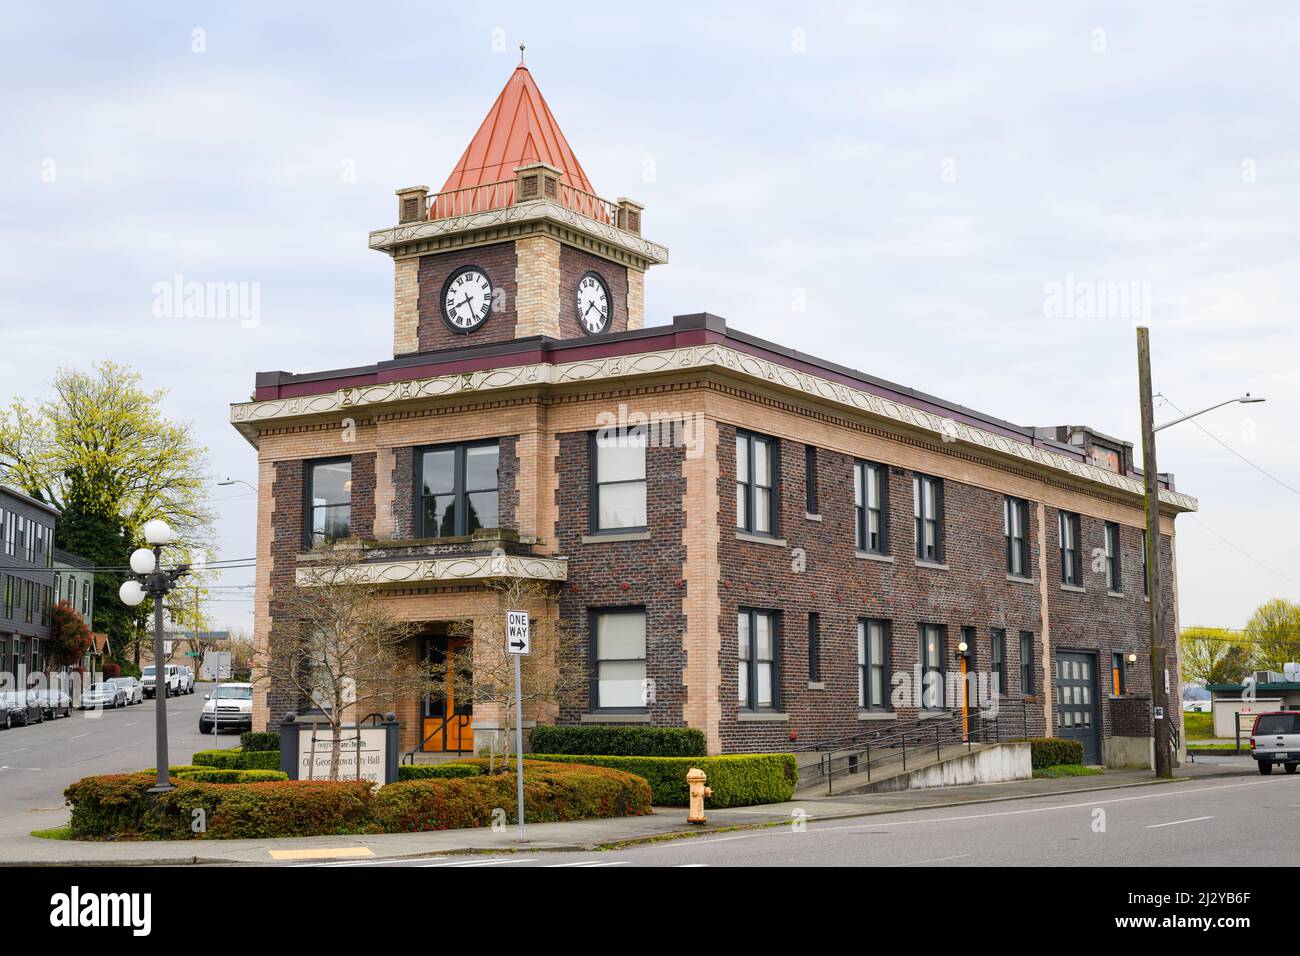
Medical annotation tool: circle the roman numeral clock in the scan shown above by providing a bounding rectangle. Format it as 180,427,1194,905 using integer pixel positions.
441,265,494,333
577,270,611,334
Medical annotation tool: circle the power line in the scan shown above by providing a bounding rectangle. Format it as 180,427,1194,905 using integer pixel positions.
1157,394,1300,499
1185,515,1300,591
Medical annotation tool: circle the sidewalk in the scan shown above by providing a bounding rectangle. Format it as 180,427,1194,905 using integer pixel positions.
2,762,1249,865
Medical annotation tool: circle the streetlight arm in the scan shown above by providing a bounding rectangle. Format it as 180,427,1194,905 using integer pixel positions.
1154,395,1263,432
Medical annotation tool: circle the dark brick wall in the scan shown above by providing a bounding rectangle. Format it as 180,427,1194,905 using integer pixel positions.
1110,694,1153,737
497,435,519,532
267,459,304,726
416,242,518,351
1044,506,1178,747
558,246,629,338
714,426,1049,753
554,431,687,726
350,452,376,539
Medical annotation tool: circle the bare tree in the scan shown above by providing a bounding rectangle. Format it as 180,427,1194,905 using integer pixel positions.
432,575,583,770
259,546,437,781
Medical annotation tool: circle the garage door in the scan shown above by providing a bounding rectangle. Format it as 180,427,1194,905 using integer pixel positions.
1056,651,1100,764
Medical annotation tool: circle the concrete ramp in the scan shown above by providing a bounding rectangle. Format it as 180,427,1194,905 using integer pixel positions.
796,741,1032,798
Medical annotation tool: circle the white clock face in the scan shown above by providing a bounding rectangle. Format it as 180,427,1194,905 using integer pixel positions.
442,266,493,332
577,272,611,334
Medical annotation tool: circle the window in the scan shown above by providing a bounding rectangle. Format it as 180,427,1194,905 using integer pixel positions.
913,475,943,562
1141,530,1150,596
417,441,499,538
854,461,888,553
1019,632,1035,695
805,445,818,514
54,574,62,602
591,609,647,710
918,623,945,708
305,458,352,546
40,585,50,627
1004,497,1028,577
991,628,1006,694
1111,652,1126,696
1058,511,1081,586
807,612,821,682
2,575,10,618
738,608,779,710
1105,522,1122,592
82,580,90,616
858,618,890,710
735,432,776,535
591,428,647,532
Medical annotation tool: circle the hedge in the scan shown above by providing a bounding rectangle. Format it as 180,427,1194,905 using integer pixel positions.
175,769,289,784
397,763,481,781
371,761,651,832
64,761,651,840
1025,738,1085,769
529,725,707,756
191,748,281,771
525,754,797,807
239,731,281,753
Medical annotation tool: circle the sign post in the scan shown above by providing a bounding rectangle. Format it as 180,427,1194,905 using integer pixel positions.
506,610,530,843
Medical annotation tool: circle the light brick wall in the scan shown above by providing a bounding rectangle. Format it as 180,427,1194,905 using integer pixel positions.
393,257,419,356
626,268,645,330
681,417,721,752
514,235,561,338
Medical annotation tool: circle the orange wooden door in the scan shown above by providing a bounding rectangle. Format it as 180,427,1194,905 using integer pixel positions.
422,637,472,752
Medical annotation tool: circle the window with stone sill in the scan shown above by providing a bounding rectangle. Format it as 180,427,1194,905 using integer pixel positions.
416,440,499,539
590,608,647,711
738,607,780,711
590,427,647,533
305,458,353,547
736,431,777,536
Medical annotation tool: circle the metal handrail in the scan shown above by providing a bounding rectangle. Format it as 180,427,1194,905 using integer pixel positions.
400,712,472,765
813,700,1031,795
423,178,621,226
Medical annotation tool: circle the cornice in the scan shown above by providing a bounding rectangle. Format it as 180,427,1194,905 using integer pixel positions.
295,553,568,588
234,342,1198,513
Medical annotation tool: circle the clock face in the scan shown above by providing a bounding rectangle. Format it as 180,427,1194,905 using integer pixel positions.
576,271,611,334
441,266,493,333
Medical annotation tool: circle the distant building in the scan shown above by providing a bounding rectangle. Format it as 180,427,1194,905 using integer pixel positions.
140,629,231,668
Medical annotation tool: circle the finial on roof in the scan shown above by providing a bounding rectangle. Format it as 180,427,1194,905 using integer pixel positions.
519,42,526,66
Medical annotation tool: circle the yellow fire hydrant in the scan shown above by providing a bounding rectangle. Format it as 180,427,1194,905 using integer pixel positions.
686,767,712,825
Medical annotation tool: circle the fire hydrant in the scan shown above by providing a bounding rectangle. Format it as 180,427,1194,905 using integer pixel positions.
686,767,712,825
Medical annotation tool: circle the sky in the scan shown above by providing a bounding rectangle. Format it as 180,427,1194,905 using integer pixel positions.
2,1,1298,639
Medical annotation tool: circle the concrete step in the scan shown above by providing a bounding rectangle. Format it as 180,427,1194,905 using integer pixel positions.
405,750,476,765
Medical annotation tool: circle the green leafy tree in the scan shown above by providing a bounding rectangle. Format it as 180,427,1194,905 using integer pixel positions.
0,362,216,660
1245,599,1300,672
1180,626,1253,686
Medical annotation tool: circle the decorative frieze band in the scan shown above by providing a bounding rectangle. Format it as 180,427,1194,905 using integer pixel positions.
295,553,568,588
235,343,1197,512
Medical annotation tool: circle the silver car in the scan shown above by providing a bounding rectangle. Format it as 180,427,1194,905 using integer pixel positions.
1251,711,1300,775
107,677,144,705
80,682,128,710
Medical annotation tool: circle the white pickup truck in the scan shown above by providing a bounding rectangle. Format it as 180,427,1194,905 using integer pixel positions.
141,664,182,700
1250,711,1300,775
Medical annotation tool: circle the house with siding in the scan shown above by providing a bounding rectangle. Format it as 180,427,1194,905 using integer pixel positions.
232,62,1194,765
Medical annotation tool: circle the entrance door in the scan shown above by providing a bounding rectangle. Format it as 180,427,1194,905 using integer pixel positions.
422,636,473,753
1056,651,1100,764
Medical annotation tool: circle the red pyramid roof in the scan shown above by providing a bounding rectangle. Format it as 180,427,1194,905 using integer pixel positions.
439,64,597,198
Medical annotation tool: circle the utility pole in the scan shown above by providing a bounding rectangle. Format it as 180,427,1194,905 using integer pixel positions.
1136,327,1172,778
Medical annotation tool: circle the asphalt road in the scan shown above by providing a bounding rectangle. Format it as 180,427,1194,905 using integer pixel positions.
303,772,1300,867
0,682,237,838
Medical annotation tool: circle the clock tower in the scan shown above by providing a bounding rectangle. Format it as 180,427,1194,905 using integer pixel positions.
370,55,669,356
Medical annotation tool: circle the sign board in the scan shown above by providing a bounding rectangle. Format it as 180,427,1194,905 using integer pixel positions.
163,640,173,657
279,719,400,786
506,610,530,656
1153,706,1164,720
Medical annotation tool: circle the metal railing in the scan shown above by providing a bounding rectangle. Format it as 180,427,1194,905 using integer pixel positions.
400,712,472,765
424,179,620,226
808,701,1031,796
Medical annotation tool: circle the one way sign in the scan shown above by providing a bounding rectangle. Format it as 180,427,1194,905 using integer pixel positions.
506,610,530,656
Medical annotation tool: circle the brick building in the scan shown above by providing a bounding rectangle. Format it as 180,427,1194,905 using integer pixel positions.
232,62,1195,764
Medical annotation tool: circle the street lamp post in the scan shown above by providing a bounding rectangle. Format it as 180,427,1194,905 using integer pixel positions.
1135,326,1264,779
119,519,189,793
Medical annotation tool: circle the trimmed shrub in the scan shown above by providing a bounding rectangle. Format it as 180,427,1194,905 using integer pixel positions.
65,773,373,840
371,760,651,832
397,763,481,781
529,725,707,757
239,731,281,753
1025,737,1085,769
525,754,797,807
175,769,289,784
191,748,281,771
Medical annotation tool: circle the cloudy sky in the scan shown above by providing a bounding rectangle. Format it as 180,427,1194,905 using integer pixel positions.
2,2,1297,638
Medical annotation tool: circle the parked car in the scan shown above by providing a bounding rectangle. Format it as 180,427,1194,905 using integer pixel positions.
141,665,181,699
0,691,44,726
176,666,196,695
30,688,73,719
1250,711,1300,775
107,676,144,705
198,683,254,733
80,682,128,710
